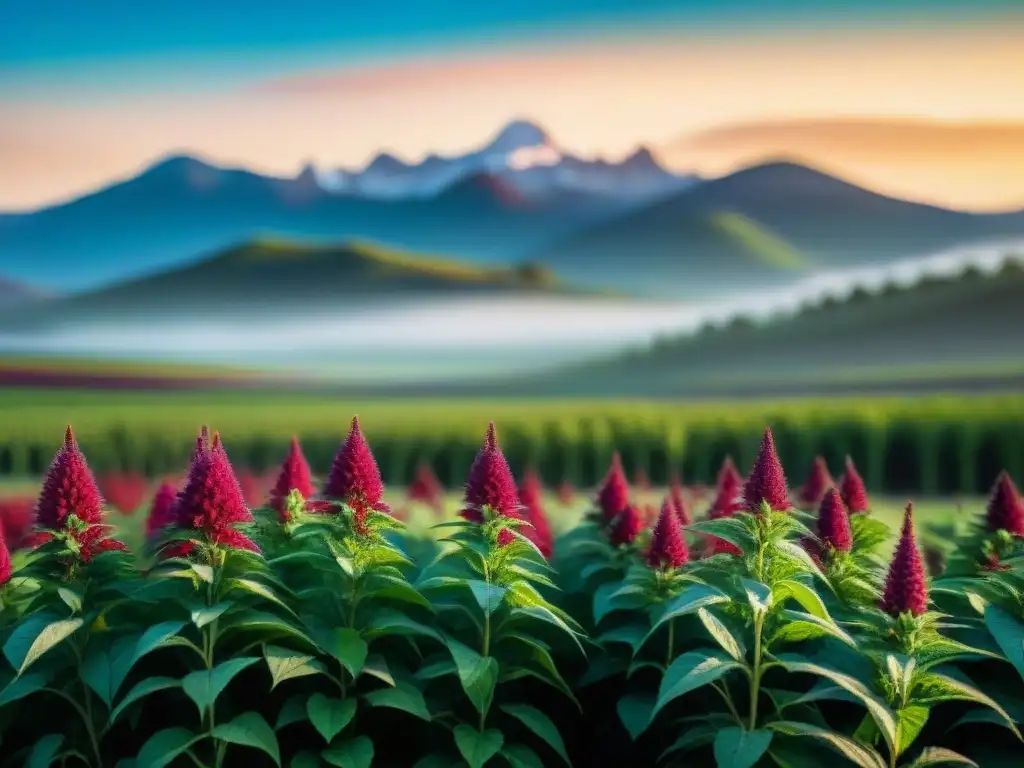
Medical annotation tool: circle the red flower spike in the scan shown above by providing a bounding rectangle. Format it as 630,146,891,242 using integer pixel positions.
460,422,519,522
146,482,179,539
717,456,742,497
800,457,834,507
35,425,104,530
408,463,445,514
323,416,390,534
76,525,129,563
518,469,553,557
597,452,630,522
496,528,516,548
817,488,853,552
0,497,36,550
0,523,11,585
669,474,691,526
840,456,870,514
172,437,258,553
270,437,315,522
609,504,643,547
743,428,792,514
985,471,1024,536
880,504,929,617
647,498,689,568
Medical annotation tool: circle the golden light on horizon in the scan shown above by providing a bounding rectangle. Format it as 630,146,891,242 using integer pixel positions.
2,25,1023,210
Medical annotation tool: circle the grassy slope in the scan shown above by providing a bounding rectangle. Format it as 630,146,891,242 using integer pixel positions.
0,238,580,328
533,161,1024,297
526,261,1024,396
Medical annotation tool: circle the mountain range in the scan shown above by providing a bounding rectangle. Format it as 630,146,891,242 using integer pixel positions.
1,118,1024,299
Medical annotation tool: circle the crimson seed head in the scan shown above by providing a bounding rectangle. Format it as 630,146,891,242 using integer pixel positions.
146,482,179,539
706,536,742,557
880,504,928,617
323,417,389,523
840,456,870,514
0,523,11,585
647,498,689,568
608,504,643,547
0,497,36,550
801,457,834,507
985,471,1024,536
172,436,258,552
597,452,630,521
496,528,516,548
743,428,791,514
817,488,853,552
669,474,691,525
270,437,315,521
35,426,104,530
460,422,520,522
717,456,742,497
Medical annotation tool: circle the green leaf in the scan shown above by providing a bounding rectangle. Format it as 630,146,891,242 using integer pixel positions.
713,727,773,768
275,694,309,730
109,621,188,696
364,682,431,721
467,580,508,615
324,628,368,679
290,751,322,768
911,672,1021,739
191,602,233,629
500,744,545,768
767,721,885,768
896,705,929,757
110,677,180,723
907,747,979,767
136,728,201,768
3,616,83,675
213,711,281,766
595,625,647,653
26,734,63,768
322,736,374,768
181,657,260,716
446,637,498,719
228,578,296,615
363,609,441,642
697,607,746,661
190,563,214,583
500,704,570,765
741,579,773,614
776,655,897,753
307,694,358,744
984,604,1024,682
773,580,831,622
651,650,744,723
616,694,656,741
0,670,49,706
57,588,82,614
769,611,856,648
453,725,504,768
642,584,730,649
367,575,434,611
264,645,325,689
360,654,395,687
81,644,121,706
660,724,718,760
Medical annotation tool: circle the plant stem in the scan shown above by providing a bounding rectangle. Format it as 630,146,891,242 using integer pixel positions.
481,564,492,732
748,611,765,730
666,619,675,667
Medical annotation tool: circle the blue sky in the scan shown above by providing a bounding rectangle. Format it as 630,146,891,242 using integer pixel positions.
2,0,1017,95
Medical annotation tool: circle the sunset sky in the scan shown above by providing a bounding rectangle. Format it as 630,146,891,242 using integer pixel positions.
2,0,1024,211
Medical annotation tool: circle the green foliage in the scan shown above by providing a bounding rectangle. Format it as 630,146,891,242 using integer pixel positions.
3,429,1024,767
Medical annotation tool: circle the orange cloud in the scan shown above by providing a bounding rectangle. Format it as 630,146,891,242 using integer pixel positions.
1,26,1023,210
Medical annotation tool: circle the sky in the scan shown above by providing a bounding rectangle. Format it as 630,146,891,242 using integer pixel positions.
2,0,1024,210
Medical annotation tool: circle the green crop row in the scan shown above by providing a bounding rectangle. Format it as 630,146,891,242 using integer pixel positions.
1,389,1023,494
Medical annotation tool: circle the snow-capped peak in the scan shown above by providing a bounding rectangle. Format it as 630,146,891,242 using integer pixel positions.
482,119,552,155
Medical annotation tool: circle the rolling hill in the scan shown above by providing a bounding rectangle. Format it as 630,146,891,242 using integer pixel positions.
0,238,586,330
534,161,1024,297
508,258,1024,397
0,154,630,292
